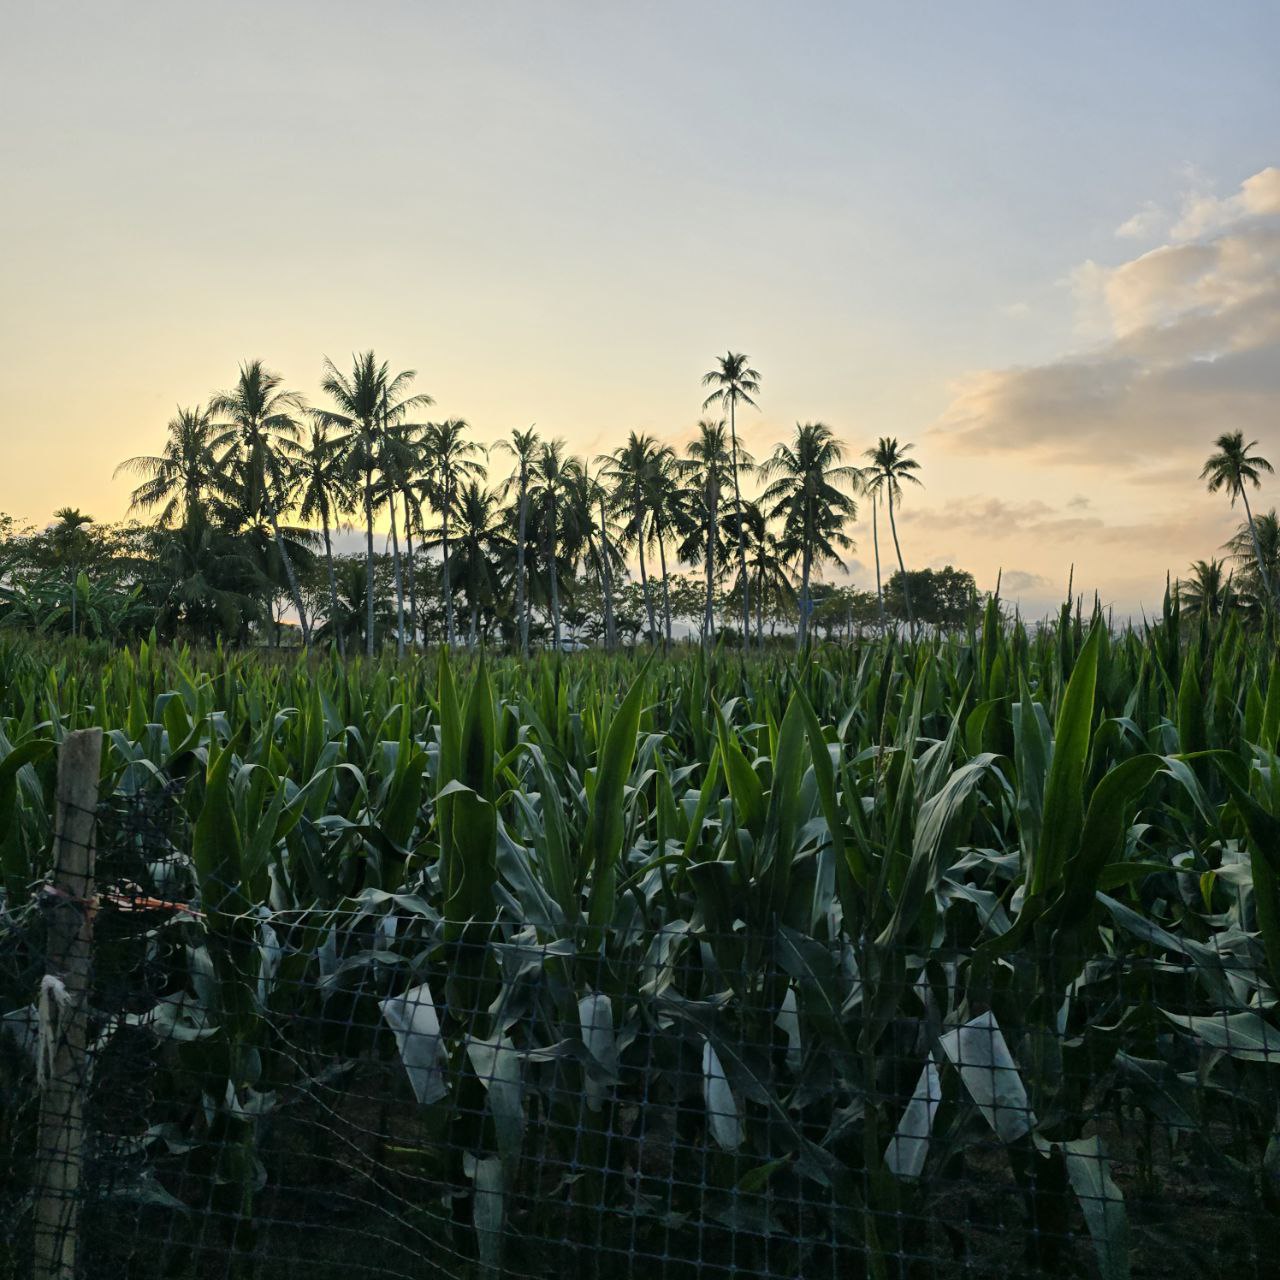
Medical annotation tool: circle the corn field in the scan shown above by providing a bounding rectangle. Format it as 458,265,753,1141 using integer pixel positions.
2,592,1279,1278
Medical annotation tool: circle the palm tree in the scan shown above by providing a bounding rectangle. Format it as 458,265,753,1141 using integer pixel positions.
1224,509,1280,618
47,508,95,638
863,437,923,636
115,405,231,526
296,420,354,655
646,444,688,648
680,419,743,641
1179,558,1235,621
528,439,577,650
565,462,623,651
442,481,509,647
210,360,313,644
382,418,430,651
1202,432,1275,613
421,420,486,649
600,432,661,644
701,352,761,645
727,500,795,645
494,426,541,655
316,352,434,656
760,423,859,648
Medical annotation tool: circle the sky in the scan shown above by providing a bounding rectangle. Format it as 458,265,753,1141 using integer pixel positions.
1,1,1277,618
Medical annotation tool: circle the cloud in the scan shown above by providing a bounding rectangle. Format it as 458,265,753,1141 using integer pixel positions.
901,495,1102,540
1116,201,1165,240
934,165,1280,465
1172,166,1280,239
1000,569,1050,592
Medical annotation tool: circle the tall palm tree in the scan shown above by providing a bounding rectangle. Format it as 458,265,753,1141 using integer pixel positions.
47,508,95,638
865,484,887,630
1179,558,1235,621
680,419,743,641
528,439,577,650
863,437,923,636
600,432,661,644
210,361,312,643
441,480,509,647
316,352,433,656
296,420,354,655
382,418,430,650
1202,431,1275,613
565,462,623,651
646,444,688,649
701,352,761,645
727,500,795,646
494,426,541,656
115,405,231,526
760,423,859,648
421,420,486,649
1224,509,1280,619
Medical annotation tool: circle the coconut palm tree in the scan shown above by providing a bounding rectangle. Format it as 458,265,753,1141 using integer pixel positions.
296,420,354,655
863,437,923,637
1202,432,1275,614
115,405,232,527
210,361,312,643
564,462,623,651
46,508,96,638
680,419,744,641
600,432,662,644
760,423,859,648
420,420,485,649
316,352,433,656
1179,558,1235,621
494,426,541,655
646,444,689,648
1224,509,1280,618
382,418,431,651
701,352,761,644
528,439,578,650
437,480,510,647
726,500,795,645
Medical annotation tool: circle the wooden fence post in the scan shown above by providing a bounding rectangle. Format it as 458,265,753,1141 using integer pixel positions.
32,727,103,1280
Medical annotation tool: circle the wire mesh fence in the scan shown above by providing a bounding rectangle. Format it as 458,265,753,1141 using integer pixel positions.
3,773,1279,1280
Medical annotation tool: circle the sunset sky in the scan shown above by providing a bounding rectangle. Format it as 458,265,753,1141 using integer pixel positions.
2,2,1277,618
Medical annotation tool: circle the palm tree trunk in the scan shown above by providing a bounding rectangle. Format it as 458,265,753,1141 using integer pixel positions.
547,518,561,650
470,596,479,648
442,502,455,648
756,572,764,646
1240,486,1275,611
265,504,311,647
871,491,886,630
637,527,657,644
657,531,673,649
516,477,530,656
704,480,717,642
597,496,616,651
797,546,812,649
887,487,914,637
728,399,750,646
403,489,417,650
322,514,343,659
364,469,376,658
388,490,406,661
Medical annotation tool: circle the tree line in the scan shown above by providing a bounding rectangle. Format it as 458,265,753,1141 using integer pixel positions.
3,351,965,652
2,353,1270,652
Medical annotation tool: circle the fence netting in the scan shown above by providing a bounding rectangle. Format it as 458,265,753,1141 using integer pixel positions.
2,788,1277,1280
